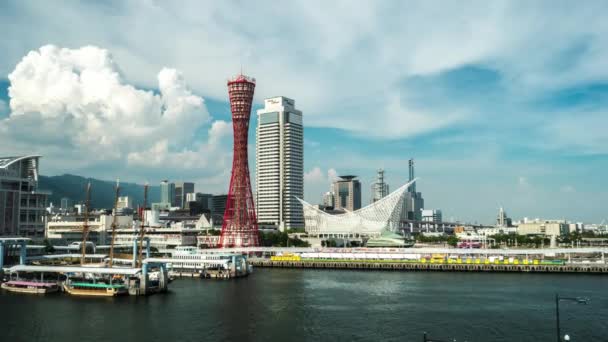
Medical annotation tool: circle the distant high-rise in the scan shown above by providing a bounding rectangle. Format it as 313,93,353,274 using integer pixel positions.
322,191,335,208
497,207,512,227
402,158,424,221
212,194,228,227
174,182,194,208
60,197,72,211
332,176,361,211
116,196,132,209
371,169,389,203
256,96,304,231
160,180,175,206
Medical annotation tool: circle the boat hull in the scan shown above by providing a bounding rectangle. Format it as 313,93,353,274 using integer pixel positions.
1,282,59,294
62,283,127,297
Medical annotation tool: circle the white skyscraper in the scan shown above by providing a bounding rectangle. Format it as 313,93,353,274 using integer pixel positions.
256,96,304,231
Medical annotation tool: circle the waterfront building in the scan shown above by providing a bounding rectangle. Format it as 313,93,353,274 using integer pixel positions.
371,169,389,203
402,159,424,221
46,213,133,245
174,182,195,209
332,176,361,211
160,180,175,206
256,96,304,231
477,226,518,236
421,209,442,223
517,220,569,236
0,156,50,239
299,179,416,237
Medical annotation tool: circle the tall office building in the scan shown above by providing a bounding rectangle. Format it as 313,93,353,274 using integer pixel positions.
256,96,304,231
0,156,49,238
371,169,389,203
402,159,424,221
497,207,512,227
332,176,361,211
160,180,175,206
174,182,194,209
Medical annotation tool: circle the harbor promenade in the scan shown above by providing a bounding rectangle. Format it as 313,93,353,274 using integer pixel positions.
249,259,608,273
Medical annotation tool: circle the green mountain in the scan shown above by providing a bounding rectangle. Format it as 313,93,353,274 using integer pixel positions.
39,174,160,209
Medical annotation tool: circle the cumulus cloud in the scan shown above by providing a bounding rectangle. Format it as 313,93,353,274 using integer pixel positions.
303,167,340,203
5,1,608,142
1,45,229,188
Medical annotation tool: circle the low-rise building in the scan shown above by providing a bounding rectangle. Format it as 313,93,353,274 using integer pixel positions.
517,220,568,236
477,227,518,236
46,214,133,245
421,209,442,223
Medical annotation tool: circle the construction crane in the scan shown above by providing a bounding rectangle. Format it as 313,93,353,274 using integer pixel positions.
137,183,149,268
80,182,92,266
108,179,120,268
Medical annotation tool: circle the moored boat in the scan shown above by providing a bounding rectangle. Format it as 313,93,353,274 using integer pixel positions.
1,280,59,294
62,281,128,297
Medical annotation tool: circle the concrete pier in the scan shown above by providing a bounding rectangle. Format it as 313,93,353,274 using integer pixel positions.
249,260,608,274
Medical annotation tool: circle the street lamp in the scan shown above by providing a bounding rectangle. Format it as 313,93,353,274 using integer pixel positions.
555,293,589,342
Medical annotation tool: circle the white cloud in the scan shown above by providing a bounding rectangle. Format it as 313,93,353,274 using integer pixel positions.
4,2,608,141
1,45,229,190
303,167,340,203
304,167,324,184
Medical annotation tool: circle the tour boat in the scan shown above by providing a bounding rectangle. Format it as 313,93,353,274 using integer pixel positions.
1,280,60,294
62,281,128,297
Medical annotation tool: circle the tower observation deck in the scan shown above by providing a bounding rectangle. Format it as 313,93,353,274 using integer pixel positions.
218,74,260,247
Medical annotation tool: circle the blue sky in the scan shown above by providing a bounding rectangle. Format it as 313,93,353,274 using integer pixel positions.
1,1,607,224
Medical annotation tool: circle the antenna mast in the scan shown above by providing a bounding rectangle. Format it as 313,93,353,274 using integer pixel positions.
137,183,149,268
80,182,92,266
108,179,120,268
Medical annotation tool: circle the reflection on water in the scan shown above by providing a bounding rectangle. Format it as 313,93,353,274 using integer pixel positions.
1,269,607,341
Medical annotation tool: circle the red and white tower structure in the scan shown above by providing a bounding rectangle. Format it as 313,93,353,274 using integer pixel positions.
218,74,260,247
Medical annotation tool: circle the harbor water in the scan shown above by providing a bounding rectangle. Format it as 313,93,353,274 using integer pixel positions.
1,269,607,341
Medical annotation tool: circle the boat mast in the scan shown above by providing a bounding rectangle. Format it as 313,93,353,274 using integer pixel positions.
80,182,92,266
108,179,120,268
137,183,148,268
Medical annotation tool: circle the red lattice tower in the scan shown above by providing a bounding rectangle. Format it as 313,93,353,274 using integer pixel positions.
218,74,260,247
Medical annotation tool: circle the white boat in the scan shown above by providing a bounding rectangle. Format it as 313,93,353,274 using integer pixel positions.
1,280,59,294
150,247,252,278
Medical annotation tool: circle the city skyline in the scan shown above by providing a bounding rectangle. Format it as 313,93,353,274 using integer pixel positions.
1,2,607,223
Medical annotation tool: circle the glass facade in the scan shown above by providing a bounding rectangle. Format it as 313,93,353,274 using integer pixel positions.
259,112,279,125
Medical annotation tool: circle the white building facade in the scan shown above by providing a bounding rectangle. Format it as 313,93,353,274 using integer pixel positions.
256,97,304,231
